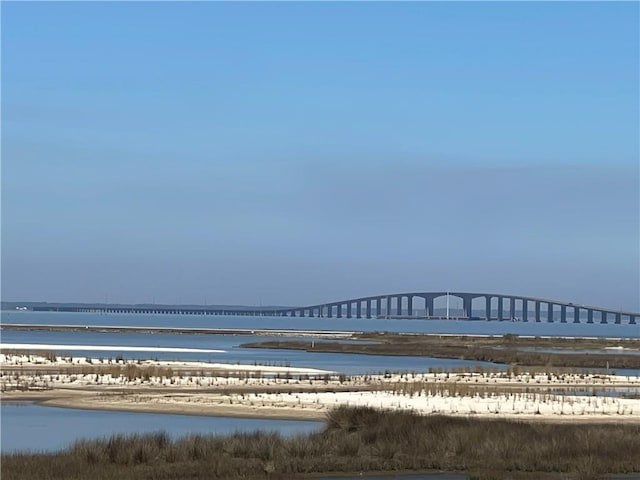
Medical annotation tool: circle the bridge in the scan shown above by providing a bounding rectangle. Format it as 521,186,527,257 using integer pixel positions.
30,292,638,324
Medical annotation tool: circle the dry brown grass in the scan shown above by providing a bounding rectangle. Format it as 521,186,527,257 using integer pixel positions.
2,406,639,480
241,334,640,370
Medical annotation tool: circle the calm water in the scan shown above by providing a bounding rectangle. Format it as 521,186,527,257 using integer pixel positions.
0,329,504,375
0,403,321,453
4,310,639,337
2,311,638,375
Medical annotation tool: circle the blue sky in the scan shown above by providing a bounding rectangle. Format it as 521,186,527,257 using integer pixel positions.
2,2,638,310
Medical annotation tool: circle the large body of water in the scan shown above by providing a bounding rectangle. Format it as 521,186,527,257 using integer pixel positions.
1,310,638,455
4,310,639,337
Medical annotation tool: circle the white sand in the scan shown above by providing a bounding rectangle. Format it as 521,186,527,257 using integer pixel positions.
2,354,639,421
0,353,333,375
1,343,225,353
235,390,639,418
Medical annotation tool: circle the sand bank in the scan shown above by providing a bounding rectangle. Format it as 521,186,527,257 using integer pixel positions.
2,354,639,423
1,324,359,338
1,343,225,354
0,353,334,374
3,386,638,423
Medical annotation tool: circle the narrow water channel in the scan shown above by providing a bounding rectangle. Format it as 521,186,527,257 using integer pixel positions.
0,403,321,453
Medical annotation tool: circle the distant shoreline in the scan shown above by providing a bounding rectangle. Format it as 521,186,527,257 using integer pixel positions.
0,323,359,337
2,323,638,342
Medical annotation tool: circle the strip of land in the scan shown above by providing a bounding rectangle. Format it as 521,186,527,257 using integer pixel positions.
241,332,640,369
0,323,358,338
0,343,225,354
2,354,639,423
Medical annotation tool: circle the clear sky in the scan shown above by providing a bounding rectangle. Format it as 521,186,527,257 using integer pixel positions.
2,2,638,310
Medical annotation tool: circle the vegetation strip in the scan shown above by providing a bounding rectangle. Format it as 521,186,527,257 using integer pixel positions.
241,334,640,369
3,406,639,480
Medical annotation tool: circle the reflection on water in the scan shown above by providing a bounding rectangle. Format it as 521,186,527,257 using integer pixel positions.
0,403,321,453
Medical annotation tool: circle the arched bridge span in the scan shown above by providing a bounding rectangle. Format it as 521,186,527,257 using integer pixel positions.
271,292,638,325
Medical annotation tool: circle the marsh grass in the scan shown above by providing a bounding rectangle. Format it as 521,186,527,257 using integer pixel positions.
242,335,640,369
2,406,639,479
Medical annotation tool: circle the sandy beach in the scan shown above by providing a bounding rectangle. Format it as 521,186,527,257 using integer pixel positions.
0,343,226,354
2,353,639,423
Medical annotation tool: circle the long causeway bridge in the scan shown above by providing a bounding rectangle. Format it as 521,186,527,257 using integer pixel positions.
30,292,638,324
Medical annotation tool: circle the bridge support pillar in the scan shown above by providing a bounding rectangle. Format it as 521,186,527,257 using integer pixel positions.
522,300,528,322
497,297,503,321
346,303,352,319
547,303,554,322
386,296,392,318
462,296,472,318
396,296,402,316
510,298,516,321
535,301,541,322
615,312,621,324
485,296,492,320
600,312,607,324
376,298,382,317
631,315,637,325
356,302,362,319
425,296,434,317
560,305,567,323
336,304,342,318
587,309,593,324
573,306,581,324
366,300,372,319
407,296,413,317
